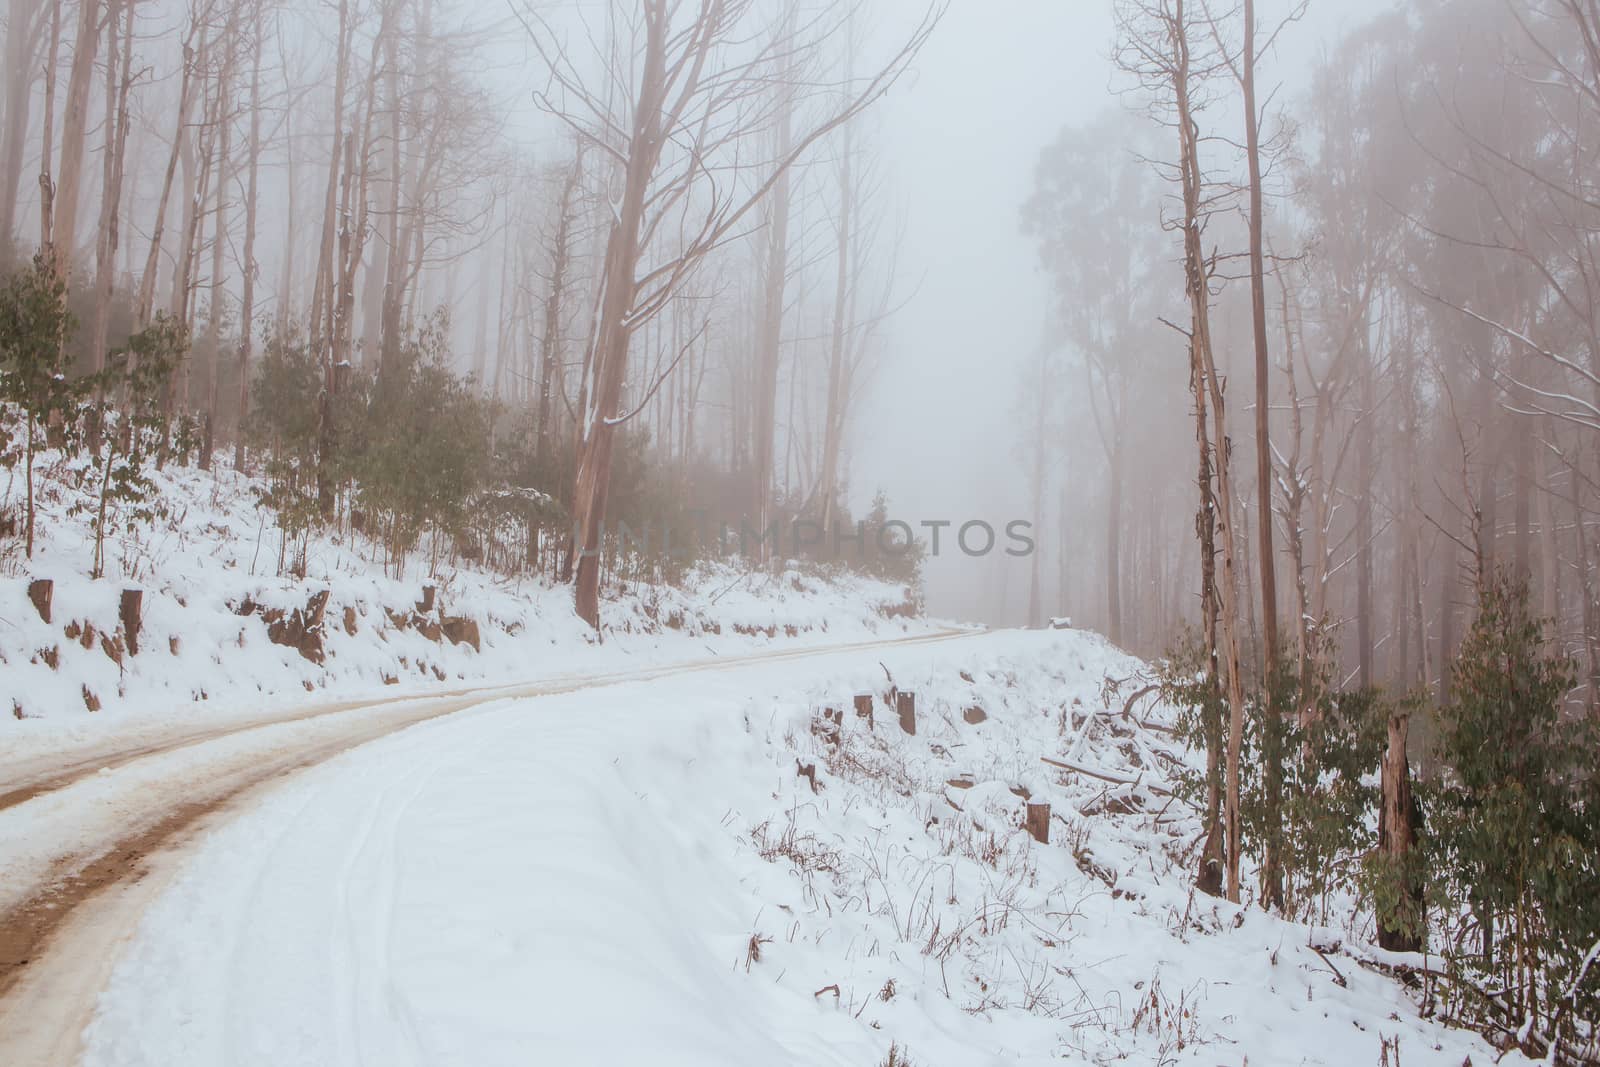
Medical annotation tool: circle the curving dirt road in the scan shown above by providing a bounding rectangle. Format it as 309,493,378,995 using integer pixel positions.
0,628,972,1066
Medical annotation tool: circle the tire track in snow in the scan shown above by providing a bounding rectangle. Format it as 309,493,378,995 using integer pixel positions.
0,628,972,1066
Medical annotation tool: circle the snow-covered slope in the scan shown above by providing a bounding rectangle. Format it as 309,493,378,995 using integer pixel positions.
0,455,924,737
78,629,1520,1067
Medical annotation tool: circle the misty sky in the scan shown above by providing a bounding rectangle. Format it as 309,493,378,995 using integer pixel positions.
854,0,1398,625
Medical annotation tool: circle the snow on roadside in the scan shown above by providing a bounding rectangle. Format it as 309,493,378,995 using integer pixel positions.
0,453,924,756
79,629,1520,1067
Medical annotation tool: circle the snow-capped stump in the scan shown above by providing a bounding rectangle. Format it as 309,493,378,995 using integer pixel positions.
896,690,916,735
27,578,52,623
1025,802,1050,844
342,606,358,636
812,706,842,747
417,585,436,614
101,632,125,666
962,705,987,724
796,760,819,793
169,635,180,656
441,615,479,652
120,589,143,655
82,684,100,712
853,692,874,727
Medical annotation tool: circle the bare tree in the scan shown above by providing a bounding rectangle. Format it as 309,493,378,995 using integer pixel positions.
1117,0,1250,903
519,0,942,627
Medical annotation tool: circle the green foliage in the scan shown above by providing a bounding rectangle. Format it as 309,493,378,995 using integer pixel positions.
1426,570,1598,1049
247,315,497,577
0,256,79,429
345,315,494,573
469,411,569,575
1277,683,1389,921
855,489,926,585
247,325,325,572
1162,575,1599,1054
1155,631,1228,810
1,255,182,568
1359,841,1431,952
0,256,80,555
76,314,187,577
1157,636,1388,921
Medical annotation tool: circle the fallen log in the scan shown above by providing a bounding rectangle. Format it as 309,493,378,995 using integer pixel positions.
1039,755,1177,799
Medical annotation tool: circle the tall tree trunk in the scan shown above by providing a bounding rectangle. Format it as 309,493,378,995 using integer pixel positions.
313,0,352,514
1241,0,1277,658
277,107,296,332
0,0,47,249
51,0,104,276
88,0,133,451
817,120,854,534
1106,444,1124,644
201,6,240,470
137,29,197,326
1356,338,1374,688
1027,352,1049,629
1170,0,1248,903
1535,422,1560,626
750,81,794,561
167,43,219,429
568,6,669,628
536,152,580,472
235,4,263,470
36,0,62,255
1242,0,1283,912
1194,355,1225,900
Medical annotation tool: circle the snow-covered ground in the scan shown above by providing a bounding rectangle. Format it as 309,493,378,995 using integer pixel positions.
77,629,1520,1067
1,454,924,755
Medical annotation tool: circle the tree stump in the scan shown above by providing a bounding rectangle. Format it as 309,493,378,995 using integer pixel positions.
853,693,873,727
962,705,987,725
896,691,916,735
812,707,842,748
418,585,436,614
27,578,52,623
268,589,332,664
441,615,481,651
1377,707,1424,952
796,760,819,793
120,589,143,656
1025,802,1050,845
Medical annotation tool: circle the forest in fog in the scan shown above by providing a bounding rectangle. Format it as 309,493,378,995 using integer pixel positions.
0,0,934,623
1024,0,1600,710
3,0,1600,1059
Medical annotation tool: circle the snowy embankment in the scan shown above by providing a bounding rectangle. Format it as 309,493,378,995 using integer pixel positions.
0,456,923,751
79,629,1518,1067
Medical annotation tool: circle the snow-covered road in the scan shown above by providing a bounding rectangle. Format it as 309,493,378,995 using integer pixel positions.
0,628,972,1067
4,625,1522,1067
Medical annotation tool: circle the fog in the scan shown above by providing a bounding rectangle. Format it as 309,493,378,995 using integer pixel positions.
3,0,1598,699
859,0,1398,628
